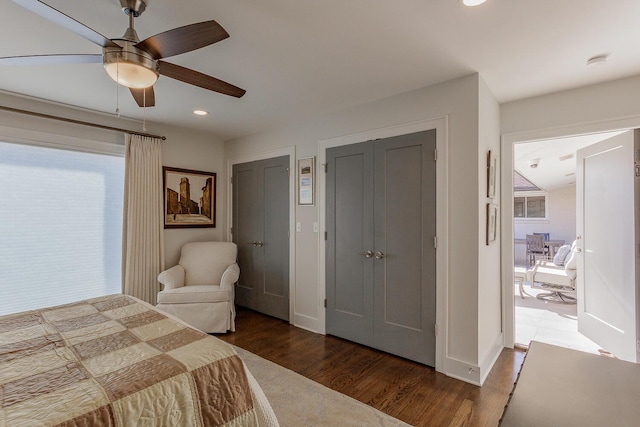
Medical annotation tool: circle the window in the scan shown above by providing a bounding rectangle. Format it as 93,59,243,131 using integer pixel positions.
0,140,124,315
514,192,547,219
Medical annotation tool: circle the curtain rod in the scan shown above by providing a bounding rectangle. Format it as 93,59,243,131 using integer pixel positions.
0,105,167,140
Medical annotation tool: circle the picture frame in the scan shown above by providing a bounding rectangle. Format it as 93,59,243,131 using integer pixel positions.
487,150,497,199
163,166,216,228
486,203,498,245
298,156,315,206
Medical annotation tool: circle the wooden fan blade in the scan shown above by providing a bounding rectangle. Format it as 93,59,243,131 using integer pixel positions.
129,87,156,108
158,61,245,98
135,20,229,60
12,0,118,48
0,54,103,65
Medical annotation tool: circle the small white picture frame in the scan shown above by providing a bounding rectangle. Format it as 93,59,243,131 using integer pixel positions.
487,150,497,199
486,203,498,245
298,157,315,206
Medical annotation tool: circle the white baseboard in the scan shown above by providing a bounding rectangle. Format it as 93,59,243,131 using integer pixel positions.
445,357,481,386
479,333,505,385
445,333,504,386
293,313,320,333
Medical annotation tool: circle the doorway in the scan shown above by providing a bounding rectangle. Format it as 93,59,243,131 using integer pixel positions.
504,128,639,362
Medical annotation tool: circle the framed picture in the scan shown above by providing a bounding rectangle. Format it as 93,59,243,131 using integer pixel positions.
486,203,498,245
163,166,216,228
298,157,315,206
487,150,497,199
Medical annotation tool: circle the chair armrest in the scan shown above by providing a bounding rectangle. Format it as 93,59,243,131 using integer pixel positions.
158,265,185,290
526,263,539,282
220,263,240,290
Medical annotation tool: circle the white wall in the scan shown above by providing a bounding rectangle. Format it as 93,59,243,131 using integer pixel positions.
226,73,502,384
477,76,503,382
502,75,640,137
157,124,226,268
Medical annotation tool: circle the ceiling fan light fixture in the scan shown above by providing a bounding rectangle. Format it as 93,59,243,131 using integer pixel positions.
104,61,158,88
103,44,158,89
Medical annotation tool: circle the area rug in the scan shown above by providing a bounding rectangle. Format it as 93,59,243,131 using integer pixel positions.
500,341,640,426
234,346,411,427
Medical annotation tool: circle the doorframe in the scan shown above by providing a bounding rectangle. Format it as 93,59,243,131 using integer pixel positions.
226,146,297,323
501,117,640,348
318,116,449,373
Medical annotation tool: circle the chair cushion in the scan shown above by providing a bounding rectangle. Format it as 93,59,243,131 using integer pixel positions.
565,248,578,270
157,285,230,304
553,245,572,266
534,264,576,287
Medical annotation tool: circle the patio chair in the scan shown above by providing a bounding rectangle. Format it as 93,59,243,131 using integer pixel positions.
526,234,548,267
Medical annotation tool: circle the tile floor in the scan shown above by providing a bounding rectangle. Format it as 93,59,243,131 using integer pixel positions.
515,281,602,355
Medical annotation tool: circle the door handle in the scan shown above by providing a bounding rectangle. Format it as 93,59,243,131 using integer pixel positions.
374,251,386,259
255,241,264,247
358,250,373,258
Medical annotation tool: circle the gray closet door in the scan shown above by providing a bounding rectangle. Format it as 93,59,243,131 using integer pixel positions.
326,141,375,346
372,131,436,366
233,155,290,321
326,130,436,366
233,161,260,310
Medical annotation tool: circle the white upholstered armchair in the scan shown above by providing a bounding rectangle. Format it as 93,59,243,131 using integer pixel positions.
156,242,240,333
527,241,578,304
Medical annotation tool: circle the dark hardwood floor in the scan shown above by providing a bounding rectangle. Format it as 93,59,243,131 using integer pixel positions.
217,307,525,427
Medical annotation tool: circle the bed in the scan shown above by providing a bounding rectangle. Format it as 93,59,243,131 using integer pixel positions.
0,294,278,426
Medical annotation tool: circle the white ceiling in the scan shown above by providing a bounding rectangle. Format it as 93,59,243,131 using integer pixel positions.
1,0,640,141
514,130,627,191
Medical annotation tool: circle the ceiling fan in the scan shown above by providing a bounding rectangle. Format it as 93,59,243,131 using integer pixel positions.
0,0,246,107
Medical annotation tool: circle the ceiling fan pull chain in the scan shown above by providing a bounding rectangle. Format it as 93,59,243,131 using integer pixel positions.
142,89,147,131
115,62,121,117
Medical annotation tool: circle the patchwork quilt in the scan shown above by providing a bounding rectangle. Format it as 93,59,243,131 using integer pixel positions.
0,294,264,426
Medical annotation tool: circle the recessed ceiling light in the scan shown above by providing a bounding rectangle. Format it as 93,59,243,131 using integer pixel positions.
586,55,608,68
193,109,208,116
461,0,488,6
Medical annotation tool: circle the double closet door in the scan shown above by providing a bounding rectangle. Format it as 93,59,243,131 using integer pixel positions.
232,156,290,321
326,130,436,366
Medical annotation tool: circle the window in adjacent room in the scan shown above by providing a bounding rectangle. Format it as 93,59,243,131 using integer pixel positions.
513,171,547,219
514,193,547,219
0,139,124,315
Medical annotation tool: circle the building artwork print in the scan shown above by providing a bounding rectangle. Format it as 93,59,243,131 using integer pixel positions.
163,166,216,228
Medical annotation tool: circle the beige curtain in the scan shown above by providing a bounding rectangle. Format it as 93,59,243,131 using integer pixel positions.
122,134,164,304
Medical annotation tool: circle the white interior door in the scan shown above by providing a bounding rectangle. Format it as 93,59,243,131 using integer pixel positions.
576,130,639,362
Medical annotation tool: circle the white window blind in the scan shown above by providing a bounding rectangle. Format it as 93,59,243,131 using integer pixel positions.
0,140,124,315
